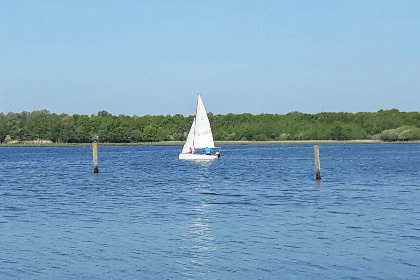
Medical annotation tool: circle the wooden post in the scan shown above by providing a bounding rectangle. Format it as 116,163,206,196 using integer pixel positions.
314,145,321,180
92,142,99,174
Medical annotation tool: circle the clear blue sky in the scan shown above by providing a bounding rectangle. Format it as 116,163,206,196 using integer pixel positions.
1,0,419,116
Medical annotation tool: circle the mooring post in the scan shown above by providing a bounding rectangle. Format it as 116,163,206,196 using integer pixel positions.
314,145,321,180
92,141,99,174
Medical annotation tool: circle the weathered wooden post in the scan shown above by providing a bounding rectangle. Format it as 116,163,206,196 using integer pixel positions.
314,145,321,180
92,141,99,174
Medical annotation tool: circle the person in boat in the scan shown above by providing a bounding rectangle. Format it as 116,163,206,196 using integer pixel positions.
204,147,213,155
189,147,193,154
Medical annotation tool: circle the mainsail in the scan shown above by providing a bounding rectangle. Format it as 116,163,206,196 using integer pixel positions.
181,118,195,154
193,95,215,149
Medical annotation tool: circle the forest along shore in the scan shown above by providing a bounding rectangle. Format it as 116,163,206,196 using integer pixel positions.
1,140,420,147
1,109,420,144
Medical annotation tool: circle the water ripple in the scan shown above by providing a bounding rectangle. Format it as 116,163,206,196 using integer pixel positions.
0,145,419,279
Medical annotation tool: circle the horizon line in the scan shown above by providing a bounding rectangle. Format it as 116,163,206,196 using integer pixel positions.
1,108,417,117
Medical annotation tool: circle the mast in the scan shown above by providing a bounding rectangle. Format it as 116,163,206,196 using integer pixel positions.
192,93,199,149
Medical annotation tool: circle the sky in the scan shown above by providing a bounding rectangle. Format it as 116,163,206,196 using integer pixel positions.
1,0,419,116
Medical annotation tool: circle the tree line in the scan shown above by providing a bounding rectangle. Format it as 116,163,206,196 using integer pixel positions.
0,109,419,143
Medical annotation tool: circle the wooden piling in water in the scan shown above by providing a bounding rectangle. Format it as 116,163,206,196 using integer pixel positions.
314,145,321,180
92,142,99,174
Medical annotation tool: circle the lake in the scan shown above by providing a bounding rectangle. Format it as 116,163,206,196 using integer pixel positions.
0,144,419,279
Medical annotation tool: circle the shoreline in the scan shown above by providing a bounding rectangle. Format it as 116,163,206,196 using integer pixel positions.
1,140,420,147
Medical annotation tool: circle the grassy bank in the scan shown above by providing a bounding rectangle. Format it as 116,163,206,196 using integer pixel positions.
1,140,420,147
0,141,183,147
216,140,420,145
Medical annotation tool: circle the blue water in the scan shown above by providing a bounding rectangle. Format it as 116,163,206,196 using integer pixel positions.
0,144,419,279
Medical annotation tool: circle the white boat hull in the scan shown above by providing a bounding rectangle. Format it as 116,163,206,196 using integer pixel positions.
179,153,218,160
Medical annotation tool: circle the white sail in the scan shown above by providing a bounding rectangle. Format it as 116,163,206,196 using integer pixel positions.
181,118,195,154
179,94,220,160
193,95,215,149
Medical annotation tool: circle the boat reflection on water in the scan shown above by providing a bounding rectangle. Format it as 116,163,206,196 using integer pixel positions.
179,181,217,276
187,203,216,258
189,160,214,168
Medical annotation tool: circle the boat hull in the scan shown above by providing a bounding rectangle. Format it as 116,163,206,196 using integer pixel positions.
179,153,218,160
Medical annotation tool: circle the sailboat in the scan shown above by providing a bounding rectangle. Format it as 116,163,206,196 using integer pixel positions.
179,94,221,160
